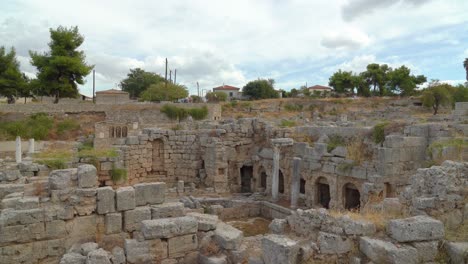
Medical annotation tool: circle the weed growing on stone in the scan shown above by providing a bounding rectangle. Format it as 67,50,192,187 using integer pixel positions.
280,120,296,127
326,134,345,152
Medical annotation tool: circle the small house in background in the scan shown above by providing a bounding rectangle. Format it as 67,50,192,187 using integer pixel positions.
308,85,333,96
212,85,241,100
95,89,130,104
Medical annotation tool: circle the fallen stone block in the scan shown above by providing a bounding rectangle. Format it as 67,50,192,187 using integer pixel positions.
187,212,219,231
116,186,135,211
124,238,168,264
168,234,198,258
134,182,165,206
214,222,243,250
77,164,98,188
339,215,376,236
262,234,299,264
317,232,352,254
141,216,198,239
387,215,444,242
124,207,151,232
96,187,115,214
151,202,185,219
359,236,418,264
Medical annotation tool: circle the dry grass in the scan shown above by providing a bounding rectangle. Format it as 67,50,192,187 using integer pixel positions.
200,241,220,256
445,222,468,242
346,138,373,165
227,217,271,237
329,207,405,232
291,132,318,147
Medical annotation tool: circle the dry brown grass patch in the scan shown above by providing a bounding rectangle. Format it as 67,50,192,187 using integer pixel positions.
329,207,405,232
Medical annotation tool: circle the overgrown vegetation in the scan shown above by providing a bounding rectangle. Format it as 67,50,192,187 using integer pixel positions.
34,149,73,170
427,138,467,164
283,103,303,112
372,122,389,145
57,119,80,135
110,165,127,183
160,104,208,121
326,134,346,152
346,138,372,165
280,120,296,127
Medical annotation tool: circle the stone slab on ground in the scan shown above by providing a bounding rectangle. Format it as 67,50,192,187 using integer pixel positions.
262,234,299,264
317,232,352,254
141,216,198,239
387,215,444,242
359,236,418,264
214,222,243,250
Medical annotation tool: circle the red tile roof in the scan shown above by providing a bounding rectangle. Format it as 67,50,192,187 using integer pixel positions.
95,89,129,94
308,85,332,90
213,85,240,91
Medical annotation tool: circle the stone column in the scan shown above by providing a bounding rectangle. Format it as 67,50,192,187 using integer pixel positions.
290,157,301,209
15,136,22,163
271,146,280,201
28,138,35,154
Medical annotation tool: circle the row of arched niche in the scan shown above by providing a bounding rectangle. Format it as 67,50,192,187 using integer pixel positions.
109,126,128,138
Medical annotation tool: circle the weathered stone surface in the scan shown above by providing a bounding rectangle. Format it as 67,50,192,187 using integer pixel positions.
96,187,115,214
412,241,439,263
317,232,352,254
387,215,444,242
77,164,98,188
359,237,418,264
199,254,228,264
111,247,126,264
339,215,376,236
214,222,243,250
86,248,111,264
60,252,86,264
187,212,218,231
124,207,151,232
446,242,468,264
116,186,135,211
134,182,165,206
124,238,168,264
141,216,198,239
168,234,198,257
0,208,45,226
269,218,288,234
151,202,185,219
262,234,299,264
81,242,99,256
105,213,122,234
0,184,24,200
49,169,77,190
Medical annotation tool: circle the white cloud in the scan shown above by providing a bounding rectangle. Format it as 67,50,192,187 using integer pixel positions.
321,28,371,49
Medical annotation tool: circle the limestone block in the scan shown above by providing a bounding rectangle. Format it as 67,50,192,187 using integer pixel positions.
46,220,66,239
382,198,402,215
49,168,77,190
74,188,97,216
60,253,86,264
77,164,98,188
134,182,165,206
359,237,418,264
141,216,197,239
412,241,439,263
151,202,185,219
339,216,376,236
111,247,126,264
16,196,40,210
168,234,198,258
198,254,228,264
81,242,99,256
214,222,243,250
445,242,468,264
0,184,24,200
187,212,219,231
124,239,168,264
331,146,347,157
262,234,299,264
116,186,135,211
124,207,151,232
269,218,288,234
97,187,115,214
0,208,45,226
105,213,122,234
86,248,112,264
317,232,352,254
387,215,444,242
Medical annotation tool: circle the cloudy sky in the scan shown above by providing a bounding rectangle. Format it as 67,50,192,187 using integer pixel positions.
1,0,468,96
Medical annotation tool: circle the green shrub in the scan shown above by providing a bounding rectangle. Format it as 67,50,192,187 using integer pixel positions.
327,134,345,152
78,148,118,159
373,122,389,144
161,104,208,121
37,158,67,169
280,120,296,127
284,103,303,112
110,166,127,183
57,119,80,135
427,138,467,161
188,106,208,120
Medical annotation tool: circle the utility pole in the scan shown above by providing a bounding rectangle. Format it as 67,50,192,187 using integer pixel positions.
197,82,200,97
92,69,95,103
169,70,172,83
165,58,168,89
174,69,177,84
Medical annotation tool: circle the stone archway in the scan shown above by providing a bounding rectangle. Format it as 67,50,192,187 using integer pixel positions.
343,183,360,210
240,166,253,193
316,177,330,209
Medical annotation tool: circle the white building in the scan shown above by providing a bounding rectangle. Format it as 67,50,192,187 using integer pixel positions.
212,85,241,100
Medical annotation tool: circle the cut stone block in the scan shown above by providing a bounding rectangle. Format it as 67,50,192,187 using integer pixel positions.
317,232,352,254
360,236,418,264
49,169,77,190
187,212,218,231
124,207,151,232
97,187,115,214
124,239,168,264
105,213,122,234
262,234,299,264
269,219,288,234
151,202,185,219
77,164,98,188
134,182,165,206
214,222,243,250
141,216,198,239
339,215,376,236
116,187,135,211
445,242,468,264
168,234,198,258
412,241,439,263
387,215,444,242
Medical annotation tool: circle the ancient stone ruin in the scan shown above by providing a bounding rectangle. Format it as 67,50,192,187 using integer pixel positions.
0,100,467,263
